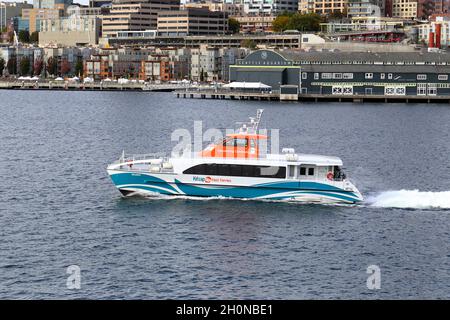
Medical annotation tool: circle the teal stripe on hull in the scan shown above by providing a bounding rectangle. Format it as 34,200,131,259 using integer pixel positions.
109,172,361,203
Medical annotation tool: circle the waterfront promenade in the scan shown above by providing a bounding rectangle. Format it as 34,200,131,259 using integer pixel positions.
0,80,187,92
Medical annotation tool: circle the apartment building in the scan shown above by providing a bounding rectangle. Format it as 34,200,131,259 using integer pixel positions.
157,8,228,36
102,0,180,38
299,0,348,14
39,14,101,46
182,2,244,16
21,7,65,33
392,0,417,19
347,0,386,17
233,15,274,33
0,1,33,29
243,0,298,16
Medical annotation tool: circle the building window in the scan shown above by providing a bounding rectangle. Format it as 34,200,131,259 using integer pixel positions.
417,83,427,95
302,72,307,79
365,73,373,79
314,72,319,80
380,73,385,79
417,74,427,80
428,84,437,96
322,73,332,79
438,74,448,81
333,73,342,79
343,73,353,79
388,73,393,79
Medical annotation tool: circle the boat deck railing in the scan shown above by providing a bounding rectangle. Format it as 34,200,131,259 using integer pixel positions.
112,152,167,164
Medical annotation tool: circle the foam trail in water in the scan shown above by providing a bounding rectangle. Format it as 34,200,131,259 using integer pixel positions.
368,190,450,209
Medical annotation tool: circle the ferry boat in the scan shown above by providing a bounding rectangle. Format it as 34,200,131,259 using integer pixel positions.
107,110,363,204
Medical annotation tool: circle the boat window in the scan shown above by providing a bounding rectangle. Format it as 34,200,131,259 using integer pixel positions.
241,165,255,177
256,166,286,178
223,138,234,146
205,164,217,175
183,164,286,178
299,167,306,176
217,163,230,176
308,168,315,176
230,164,242,176
235,138,248,147
223,138,248,147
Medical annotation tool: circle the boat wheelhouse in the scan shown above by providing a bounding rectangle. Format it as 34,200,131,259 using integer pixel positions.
107,110,363,204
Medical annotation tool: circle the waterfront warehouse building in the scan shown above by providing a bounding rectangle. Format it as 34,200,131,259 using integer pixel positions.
229,50,301,91
230,50,450,97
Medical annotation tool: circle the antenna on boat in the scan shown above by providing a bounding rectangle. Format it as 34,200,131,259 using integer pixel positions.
254,109,263,132
236,109,264,134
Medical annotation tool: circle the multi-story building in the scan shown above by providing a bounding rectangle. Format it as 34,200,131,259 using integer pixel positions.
243,0,298,16
89,0,113,7
33,0,73,9
347,0,386,17
417,16,450,47
44,46,94,75
299,0,348,15
182,2,244,16
157,8,228,36
232,15,274,33
190,45,221,82
84,53,110,80
101,0,180,38
21,7,65,33
39,14,102,46
392,0,417,19
0,1,33,29
66,4,110,16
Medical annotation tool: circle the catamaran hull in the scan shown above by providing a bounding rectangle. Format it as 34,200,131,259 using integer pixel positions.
108,170,363,204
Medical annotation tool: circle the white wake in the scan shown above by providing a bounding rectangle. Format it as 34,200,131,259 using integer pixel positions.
367,190,450,209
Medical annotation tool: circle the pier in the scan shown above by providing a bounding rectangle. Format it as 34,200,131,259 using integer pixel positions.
0,80,187,92
176,89,450,104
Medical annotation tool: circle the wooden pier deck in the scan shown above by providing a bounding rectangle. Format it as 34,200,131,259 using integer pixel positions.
176,90,450,104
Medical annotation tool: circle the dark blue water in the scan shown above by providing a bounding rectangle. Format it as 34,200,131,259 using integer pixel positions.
0,91,449,299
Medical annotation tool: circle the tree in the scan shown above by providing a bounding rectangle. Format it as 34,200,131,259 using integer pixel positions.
75,59,83,76
18,30,30,43
128,64,135,78
241,39,257,49
327,10,346,22
421,0,435,19
7,57,17,75
60,59,71,75
34,58,43,76
30,31,39,43
272,15,290,32
0,58,5,76
19,57,31,76
287,13,322,32
47,57,57,76
199,68,204,82
228,18,240,34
